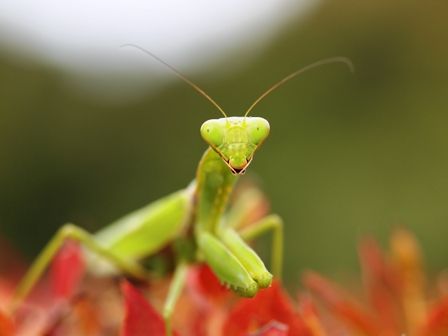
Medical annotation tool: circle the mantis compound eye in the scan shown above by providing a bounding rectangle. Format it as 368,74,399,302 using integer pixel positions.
200,119,224,147
246,117,270,146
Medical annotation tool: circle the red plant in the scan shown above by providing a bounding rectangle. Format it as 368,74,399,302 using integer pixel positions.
1,229,448,335
303,229,448,336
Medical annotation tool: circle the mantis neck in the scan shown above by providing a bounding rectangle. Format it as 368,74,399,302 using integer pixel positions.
195,148,238,234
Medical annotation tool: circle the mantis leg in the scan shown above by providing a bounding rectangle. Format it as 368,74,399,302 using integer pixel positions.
196,230,258,297
238,214,284,279
163,261,188,336
217,227,272,289
12,223,149,311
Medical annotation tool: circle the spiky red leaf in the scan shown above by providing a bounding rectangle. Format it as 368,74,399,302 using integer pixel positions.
298,294,327,336
50,241,85,299
188,264,229,303
303,271,378,335
121,281,177,336
224,281,310,336
359,237,401,334
0,309,14,336
419,296,448,336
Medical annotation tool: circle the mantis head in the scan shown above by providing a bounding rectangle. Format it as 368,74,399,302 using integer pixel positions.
121,45,353,175
200,117,270,175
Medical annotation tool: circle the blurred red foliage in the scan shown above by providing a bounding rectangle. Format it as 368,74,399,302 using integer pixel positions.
1,229,448,335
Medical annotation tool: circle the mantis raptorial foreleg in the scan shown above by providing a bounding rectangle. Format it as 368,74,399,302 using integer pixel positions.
217,227,272,288
197,231,258,297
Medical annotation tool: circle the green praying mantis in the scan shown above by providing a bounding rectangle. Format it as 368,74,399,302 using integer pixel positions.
11,45,353,335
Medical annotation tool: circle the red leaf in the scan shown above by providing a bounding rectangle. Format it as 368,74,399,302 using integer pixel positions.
0,309,14,336
11,305,48,336
50,241,85,299
303,271,378,336
358,237,401,334
224,281,310,336
121,281,177,336
419,296,448,336
188,264,229,304
297,295,326,336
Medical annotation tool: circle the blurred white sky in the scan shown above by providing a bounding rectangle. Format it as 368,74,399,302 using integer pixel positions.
0,0,318,100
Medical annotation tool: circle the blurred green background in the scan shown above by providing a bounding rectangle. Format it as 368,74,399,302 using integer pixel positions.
1,0,448,287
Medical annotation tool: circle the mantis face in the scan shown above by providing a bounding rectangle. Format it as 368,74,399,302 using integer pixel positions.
200,117,270,175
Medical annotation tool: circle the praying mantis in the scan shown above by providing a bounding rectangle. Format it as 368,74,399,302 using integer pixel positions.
11,45,353,335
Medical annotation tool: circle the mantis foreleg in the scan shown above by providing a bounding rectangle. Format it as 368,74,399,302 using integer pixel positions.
197,230,258,297
217,227,272,288
198,214,283,296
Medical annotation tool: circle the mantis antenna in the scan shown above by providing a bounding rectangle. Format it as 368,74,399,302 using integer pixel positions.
244,57,354,117
121,44,228,118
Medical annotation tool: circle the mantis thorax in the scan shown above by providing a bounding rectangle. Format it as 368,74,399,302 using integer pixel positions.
200,117,270,175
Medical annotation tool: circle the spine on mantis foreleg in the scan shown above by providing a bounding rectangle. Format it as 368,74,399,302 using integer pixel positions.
194,148,272,295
